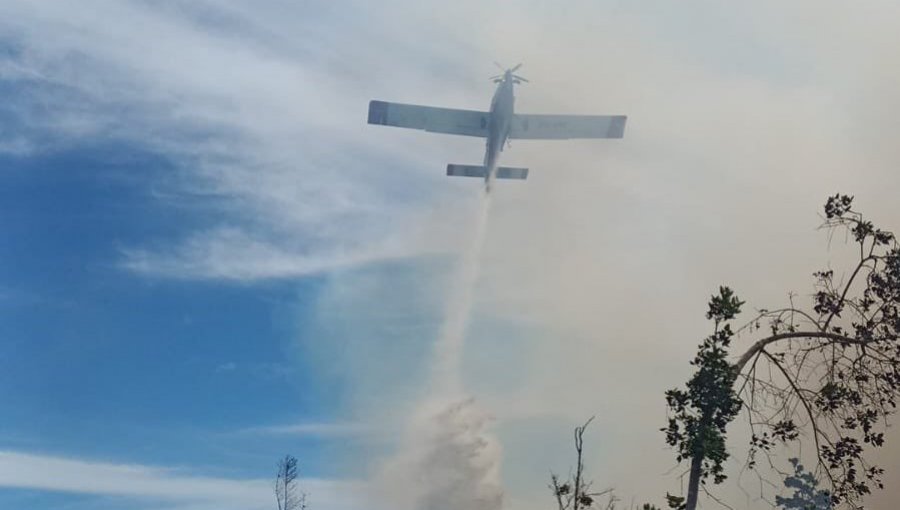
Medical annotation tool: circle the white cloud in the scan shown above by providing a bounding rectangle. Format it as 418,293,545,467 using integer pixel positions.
120,226,412,281
0,0,462,280
0,450,362,510
214,362,237,372
0,136,33,156
243,422,368,438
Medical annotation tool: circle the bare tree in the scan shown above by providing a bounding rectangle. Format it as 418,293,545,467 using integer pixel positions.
550,418,618,510
664,194,900,509
275,454,307,510
552,418,664,510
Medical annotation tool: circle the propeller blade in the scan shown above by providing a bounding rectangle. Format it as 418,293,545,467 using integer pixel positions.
493,61,505,71
513,75,529,83
511,63,523,72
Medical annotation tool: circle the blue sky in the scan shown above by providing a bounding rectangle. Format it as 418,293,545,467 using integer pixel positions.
2,1,900,510
0,140,339,504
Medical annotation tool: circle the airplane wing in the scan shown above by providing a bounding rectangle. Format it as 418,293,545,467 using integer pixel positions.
368,100,490,137
509,114,627,139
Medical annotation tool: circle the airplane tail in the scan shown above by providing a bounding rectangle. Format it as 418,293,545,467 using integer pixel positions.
446,164,529,180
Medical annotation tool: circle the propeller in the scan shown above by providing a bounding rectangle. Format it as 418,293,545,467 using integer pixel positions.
490,63,527,84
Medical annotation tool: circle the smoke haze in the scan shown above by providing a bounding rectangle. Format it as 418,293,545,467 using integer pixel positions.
3,1,900,509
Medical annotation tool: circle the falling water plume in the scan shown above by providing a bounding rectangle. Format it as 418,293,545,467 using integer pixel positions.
376,191,503,510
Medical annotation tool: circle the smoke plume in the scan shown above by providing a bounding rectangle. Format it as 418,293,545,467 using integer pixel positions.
376,194,504,510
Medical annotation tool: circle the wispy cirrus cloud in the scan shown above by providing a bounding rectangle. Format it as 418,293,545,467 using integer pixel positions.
0,450,362,510
0,136,33,156
120,226,413,281
241,422,369,438
214,362,237,373
6,1,900,509
0,0,469,281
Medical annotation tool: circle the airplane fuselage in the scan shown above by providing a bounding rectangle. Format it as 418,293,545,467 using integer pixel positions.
367,65,626,191
484,71,516,191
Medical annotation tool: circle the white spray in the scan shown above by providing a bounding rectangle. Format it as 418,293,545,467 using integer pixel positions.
377,193,504,510
430,195,492,396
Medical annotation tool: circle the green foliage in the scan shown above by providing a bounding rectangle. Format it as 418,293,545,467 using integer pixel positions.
706,286,745,325
807,194,899,504
660,195,900,509
776,458,832,510
665,493,685,510
663,287,744,487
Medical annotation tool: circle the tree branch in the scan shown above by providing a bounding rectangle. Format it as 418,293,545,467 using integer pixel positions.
734,331,893,375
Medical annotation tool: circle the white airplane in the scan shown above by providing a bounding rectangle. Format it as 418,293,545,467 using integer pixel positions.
367,64,627,192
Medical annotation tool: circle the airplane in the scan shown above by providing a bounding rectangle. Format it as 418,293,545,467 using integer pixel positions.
367,64,627,192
